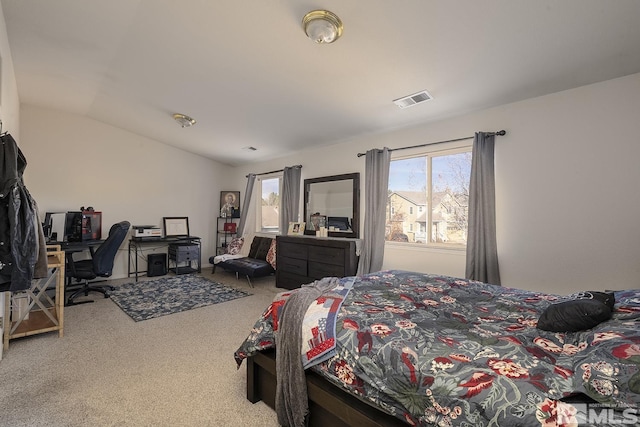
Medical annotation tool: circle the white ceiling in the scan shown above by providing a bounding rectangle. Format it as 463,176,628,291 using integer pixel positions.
3,1,640,166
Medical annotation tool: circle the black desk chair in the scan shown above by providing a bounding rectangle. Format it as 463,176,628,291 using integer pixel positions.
66,221,130,305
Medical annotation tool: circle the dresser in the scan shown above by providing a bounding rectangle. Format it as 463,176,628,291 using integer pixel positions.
276,235,359,289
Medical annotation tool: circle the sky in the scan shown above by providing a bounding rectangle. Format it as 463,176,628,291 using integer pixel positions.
261,177,280,199
388,153,470,192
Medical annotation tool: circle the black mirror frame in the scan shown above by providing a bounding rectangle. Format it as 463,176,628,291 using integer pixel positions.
303,172,360,239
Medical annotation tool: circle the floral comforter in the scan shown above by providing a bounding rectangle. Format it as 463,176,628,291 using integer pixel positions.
235,270,640,426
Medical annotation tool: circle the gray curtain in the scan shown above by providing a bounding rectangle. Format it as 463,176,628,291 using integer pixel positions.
465,132,501,285
357,147,391,275
280,166,301,233
237,173,255,237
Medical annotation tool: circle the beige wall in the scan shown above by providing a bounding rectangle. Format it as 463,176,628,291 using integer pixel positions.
0,3,19,138
19,105,234,279
231,72,640,295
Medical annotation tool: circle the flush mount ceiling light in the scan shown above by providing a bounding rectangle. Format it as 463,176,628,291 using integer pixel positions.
302,10,343,44
173,113,196,128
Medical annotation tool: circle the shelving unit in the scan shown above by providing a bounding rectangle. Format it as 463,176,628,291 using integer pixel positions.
3,245,65,351
216,216,239,255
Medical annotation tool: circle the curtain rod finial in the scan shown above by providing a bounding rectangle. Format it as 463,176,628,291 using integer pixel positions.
496,130,506,136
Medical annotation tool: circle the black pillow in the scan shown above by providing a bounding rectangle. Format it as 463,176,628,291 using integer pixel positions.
255,238,272,260
537,294,613,332
569,291,615,311
249,237,272,260
248,237,263,259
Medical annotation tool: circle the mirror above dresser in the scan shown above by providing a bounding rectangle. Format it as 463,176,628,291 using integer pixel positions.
303,172,360,239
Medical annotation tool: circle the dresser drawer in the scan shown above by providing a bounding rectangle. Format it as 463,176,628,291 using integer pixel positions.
169,244,199,262
278,241,308,260
309,262,345,279
278,256,307,276
276,270,313,290
169,244,198,253
308,246,345,266
173,252,198,263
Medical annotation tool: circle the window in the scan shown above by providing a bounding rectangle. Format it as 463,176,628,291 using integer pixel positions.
257,175,281,233
386,145,472,248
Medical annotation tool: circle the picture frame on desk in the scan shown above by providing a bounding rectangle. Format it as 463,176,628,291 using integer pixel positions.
163,217,190,237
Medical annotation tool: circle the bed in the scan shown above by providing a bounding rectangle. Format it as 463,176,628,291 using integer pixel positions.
235,270,640,426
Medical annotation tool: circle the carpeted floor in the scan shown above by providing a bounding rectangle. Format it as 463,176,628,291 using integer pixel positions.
109,275,252,321
0,270,280,427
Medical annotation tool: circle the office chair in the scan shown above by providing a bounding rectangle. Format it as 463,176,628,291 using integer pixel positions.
66,221,130,305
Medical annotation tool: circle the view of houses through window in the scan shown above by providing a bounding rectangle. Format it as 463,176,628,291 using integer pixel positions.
386,147,472,247
259,176,280,232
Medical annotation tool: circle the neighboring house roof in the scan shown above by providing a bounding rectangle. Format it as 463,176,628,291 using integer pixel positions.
390,191,426,206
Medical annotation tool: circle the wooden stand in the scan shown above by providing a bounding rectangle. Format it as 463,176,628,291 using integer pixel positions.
3,245,65,351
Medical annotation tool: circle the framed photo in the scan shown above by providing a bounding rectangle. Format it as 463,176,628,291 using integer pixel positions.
309,214,327,231
223,222,237,233
287,222,305,235
220,191,240,218
163,217,189,237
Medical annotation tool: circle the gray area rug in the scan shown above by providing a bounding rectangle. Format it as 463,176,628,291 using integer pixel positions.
109,275,251,321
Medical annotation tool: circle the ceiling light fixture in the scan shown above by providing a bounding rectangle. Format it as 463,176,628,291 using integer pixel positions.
173,113,196,128
302,10,343,44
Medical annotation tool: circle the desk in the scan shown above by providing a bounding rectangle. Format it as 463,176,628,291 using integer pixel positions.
3,245,65,351
53,240,104,252
128,236,201,282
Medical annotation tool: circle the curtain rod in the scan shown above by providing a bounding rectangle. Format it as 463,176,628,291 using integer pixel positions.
356,130,506,157
246,164,302,178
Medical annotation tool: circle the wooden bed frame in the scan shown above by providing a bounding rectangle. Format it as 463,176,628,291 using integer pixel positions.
246,350,408,427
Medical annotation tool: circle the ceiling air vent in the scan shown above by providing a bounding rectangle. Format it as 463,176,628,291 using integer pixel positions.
393,90,433,109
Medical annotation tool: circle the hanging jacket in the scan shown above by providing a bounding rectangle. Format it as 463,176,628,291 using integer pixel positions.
0,133,46,291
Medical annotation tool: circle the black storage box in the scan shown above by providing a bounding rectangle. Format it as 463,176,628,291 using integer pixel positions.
147,253,167,277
